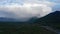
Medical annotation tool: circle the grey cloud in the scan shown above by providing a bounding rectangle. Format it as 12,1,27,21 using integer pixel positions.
0,10,18,18
0,0,59,21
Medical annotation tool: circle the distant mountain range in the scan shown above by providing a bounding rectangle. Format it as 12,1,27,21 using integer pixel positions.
34,11,60,29
0,11,60,27
0,11,60,23
0,17,19,22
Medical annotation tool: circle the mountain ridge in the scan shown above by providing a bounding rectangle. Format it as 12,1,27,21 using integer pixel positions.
34,11,60,29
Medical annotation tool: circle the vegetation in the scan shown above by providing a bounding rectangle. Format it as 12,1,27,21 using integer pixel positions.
34,11,60,29
0,22,57,34
0,11,60,34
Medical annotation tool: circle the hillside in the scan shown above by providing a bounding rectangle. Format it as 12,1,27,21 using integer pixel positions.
34,11,60,29
0,11,59,34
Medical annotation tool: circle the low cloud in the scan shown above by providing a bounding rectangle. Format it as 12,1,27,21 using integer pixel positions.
0,0,58,21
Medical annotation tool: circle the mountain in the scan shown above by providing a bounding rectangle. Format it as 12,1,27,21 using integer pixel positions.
34,11,60,29
0,17,19,22
0,11,58,34
27,17,38,23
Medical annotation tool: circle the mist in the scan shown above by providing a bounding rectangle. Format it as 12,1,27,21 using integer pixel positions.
0,0,58,21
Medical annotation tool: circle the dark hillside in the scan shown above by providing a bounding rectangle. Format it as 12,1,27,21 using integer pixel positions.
34,11,60,29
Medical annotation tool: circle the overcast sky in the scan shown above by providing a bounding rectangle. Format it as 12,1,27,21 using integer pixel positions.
0,0,60,21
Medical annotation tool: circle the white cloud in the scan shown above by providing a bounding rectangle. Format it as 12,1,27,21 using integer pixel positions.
0,0,57,21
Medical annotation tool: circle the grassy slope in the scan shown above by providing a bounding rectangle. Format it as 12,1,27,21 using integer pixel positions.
0,22,57,34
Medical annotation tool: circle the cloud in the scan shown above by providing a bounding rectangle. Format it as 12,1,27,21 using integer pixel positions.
0,0,58,21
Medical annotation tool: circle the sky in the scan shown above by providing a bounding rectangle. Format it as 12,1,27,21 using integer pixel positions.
0,0,60,21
